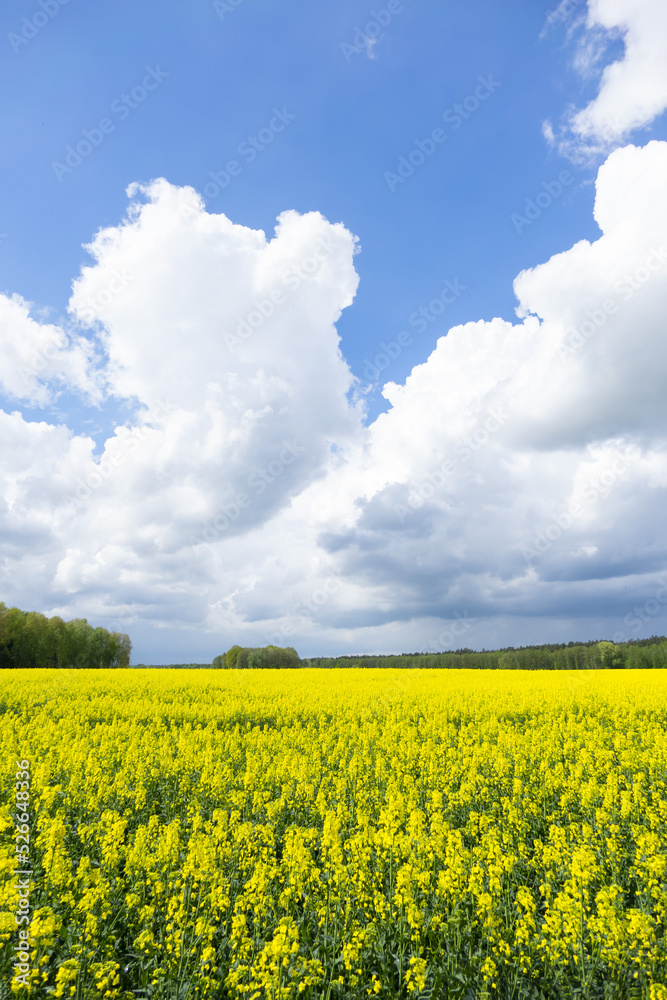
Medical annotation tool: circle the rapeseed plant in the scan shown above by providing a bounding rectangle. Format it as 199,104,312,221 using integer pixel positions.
0,668,665,997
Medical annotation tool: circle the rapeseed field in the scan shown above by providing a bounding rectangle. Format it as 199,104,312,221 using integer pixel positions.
1,668,666,999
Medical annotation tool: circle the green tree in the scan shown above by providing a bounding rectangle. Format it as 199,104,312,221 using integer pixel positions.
268,645,300,668
498,652,518,670
0,604,132,669
597,641,622,668
64,619,94,668
0,607,27,668
234,647,251,669
110,632,132,667
46,616,67,668
248,647,268,669
224,645,244,669
215,644,301,669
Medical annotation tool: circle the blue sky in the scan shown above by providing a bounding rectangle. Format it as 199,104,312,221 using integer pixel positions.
2,0,617,418
2,0,667,662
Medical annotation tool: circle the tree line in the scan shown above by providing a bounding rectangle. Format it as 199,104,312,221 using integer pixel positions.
305,636,667,670
0,603,132,669
211,637,667,670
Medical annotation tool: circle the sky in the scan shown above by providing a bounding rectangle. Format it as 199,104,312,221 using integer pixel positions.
1,0,667,663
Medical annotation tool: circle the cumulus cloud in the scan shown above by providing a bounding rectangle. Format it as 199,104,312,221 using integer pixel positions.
66,181,364,549
1,181,366,642
258,141,667,648
0,294,99,406
1,140,667,659
547,0,667,160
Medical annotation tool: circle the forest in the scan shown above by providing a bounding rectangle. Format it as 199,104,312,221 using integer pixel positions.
210,636,667,670
304,635,667,670
0,602,132,669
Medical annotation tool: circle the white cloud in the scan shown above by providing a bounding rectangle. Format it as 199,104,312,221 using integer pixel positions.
0,293,99,405
1,182,367,646
1,141,667,659
227,140,667,650
365,37,378,60
555,0,667,159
